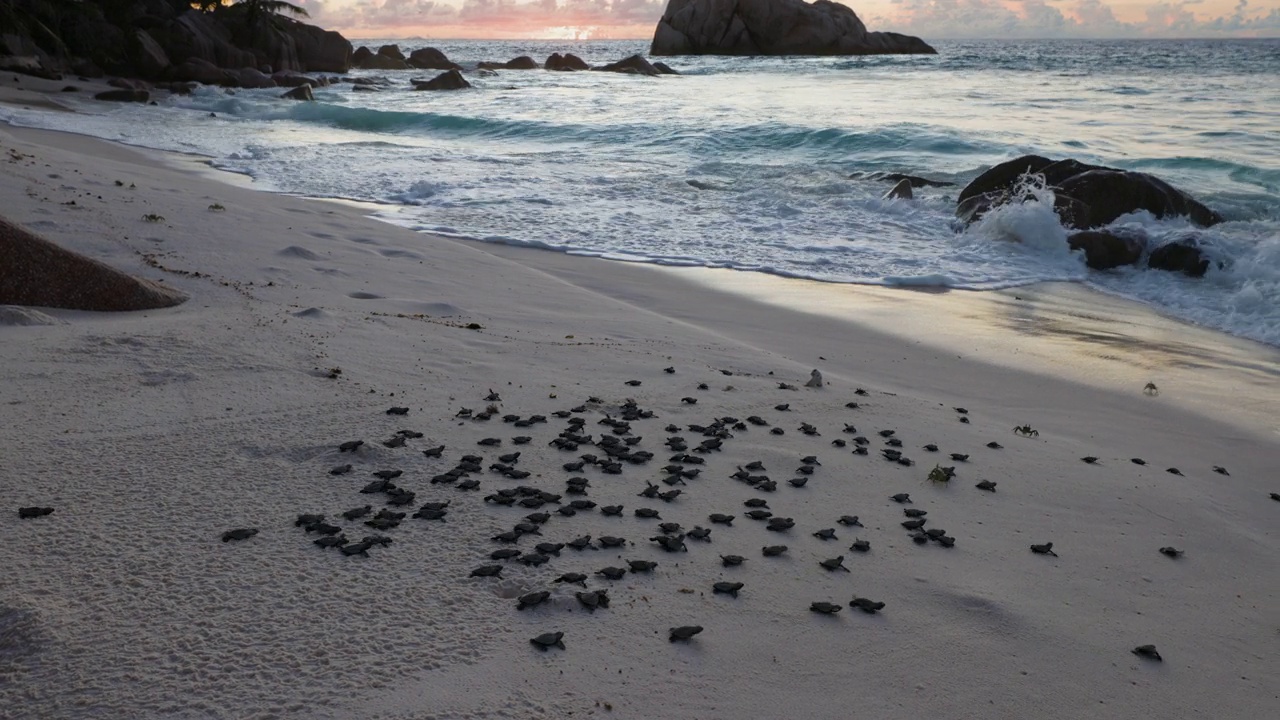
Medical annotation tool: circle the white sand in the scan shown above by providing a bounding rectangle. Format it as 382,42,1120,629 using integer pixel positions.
1,88,1277,720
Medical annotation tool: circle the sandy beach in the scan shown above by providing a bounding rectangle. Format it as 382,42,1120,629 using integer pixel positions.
1,76,1277,720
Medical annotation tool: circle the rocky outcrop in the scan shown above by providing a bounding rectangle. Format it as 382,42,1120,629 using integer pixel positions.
652,61,680,75
409,47,460,71
957,155,1222,230
883,179,913,200
412,70,471,91
0,216,186,312
594,55,661,76
1148,241,1211,277
1067,230,1146,270
545,53,590,71
0,2,351,84
478,56,539,70
651,0,936,56
280,84,314,101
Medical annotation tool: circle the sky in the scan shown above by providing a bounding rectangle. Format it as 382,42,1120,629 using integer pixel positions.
292,0,1280,40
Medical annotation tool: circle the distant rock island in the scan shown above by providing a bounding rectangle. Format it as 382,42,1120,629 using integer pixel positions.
651,0,936,56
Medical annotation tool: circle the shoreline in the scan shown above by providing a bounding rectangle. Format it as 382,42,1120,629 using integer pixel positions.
2,90,1277,720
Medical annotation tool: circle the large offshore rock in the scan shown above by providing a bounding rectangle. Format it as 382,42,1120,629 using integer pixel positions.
411,70,471,91
650,0,936,56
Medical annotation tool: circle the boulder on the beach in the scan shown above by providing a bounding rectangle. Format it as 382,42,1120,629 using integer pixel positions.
133,30,171,78
957,155,1222,230
170,58,234,86
1067,230,1146,270
273,71,317,88
0,216,186,312
478,56,539,70
377,45,405,61
545,53,590,71
1148,241,1211,277
412,70,471,91
280,84,314,101
409,47,461,71
650,0,936,56
594,55,661,76
94,89,150,103
229,67,276,88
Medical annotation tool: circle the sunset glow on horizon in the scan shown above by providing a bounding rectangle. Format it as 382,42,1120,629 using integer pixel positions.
292,0,1280,41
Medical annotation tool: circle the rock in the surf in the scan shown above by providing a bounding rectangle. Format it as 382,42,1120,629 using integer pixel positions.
412,70,471,91
650,0,936,56
1066,230,1146,270
957,155,1222,230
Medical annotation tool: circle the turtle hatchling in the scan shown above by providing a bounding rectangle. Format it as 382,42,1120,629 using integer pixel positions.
669,626,703,642
339,440,364,453
890,493,912,504
329,464,352,476
975,480,997,492
849,538,871,552
530,632,565,651
628,559,657,573
813,528,837,541
1131,644,1162,662
762,545,788,557
819,556,849,572
1159,546,1184,558
713,581,744,598
810,602,842,615
721,554,746,567
470,565,503,578
1030,542,1058,557
518,591,551,610
221,528,258,542
850,597,886,614
575,590,610,612
837,515,862,527
555,572,588,587
709,513,735,525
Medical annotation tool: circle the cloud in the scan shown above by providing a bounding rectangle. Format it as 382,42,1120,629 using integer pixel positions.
876,0,1280,38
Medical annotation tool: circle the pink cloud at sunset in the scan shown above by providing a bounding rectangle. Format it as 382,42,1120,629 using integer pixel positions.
294,0,1280,39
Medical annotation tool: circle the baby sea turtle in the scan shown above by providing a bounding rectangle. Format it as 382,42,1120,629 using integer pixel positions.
721,554,746,567
813,528,837,541
478,438,501,447
819,556,849,572
414,508,447,521
849,538,871,552
601,505,624,517
745,509,773,521
386,406,409,415
762,545,788,557
372,469,403,481
492,530,521,543
397,430,424,439
597,566,627,580
669,625,703,642
628,559,658,573
949,453,969,462
599,536,627,548
832,439,847,447
490,548,522,561
566,535,594,550
470,565,504,578
329,464,352,475
530,632,565,651
1131,645,1162,661
837,515,862,527
1081,456,1099,464
422,445,445,458
1270,493,1280,502
975,480,997,492
340,540,375,557
697,383,709,390
1212,466,1229,476
575,590,609,612
713,581,744,598
314,535,348,549
744,498,769,508
1159,546,1184,558
221,525,258,540
766,517,794,532
709,513,735,525
788,477,809,488
635,507,661,519
555,572,588,587
1030,542,1058,557
687,526,712,541
901,519,926,530
339,440,364,453
849,597,885,614
987,441,1003,449
521,553,551,567
890,493,912,504
651,535,687,552
342,505,372,521
664,366,675,373
1166,467,1183,476
810,602,842,615
17,506,54,519
383,435,407,449
1131,458,1146,465
536,542,565,556
518,591,551,610
903,508,927,518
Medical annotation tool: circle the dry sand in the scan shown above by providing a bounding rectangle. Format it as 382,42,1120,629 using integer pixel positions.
0,84,1277,720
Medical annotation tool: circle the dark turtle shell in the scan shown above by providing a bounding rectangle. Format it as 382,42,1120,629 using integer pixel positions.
530,631,565,650
669,625,703,642
810,602,842,614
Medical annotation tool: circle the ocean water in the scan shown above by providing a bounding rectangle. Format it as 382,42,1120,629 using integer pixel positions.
5,39,1278,345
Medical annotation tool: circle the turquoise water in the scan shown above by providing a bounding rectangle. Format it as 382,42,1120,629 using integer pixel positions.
5,39,1278,344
